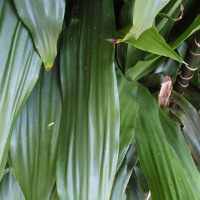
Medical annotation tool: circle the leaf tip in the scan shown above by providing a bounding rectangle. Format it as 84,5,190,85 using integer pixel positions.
45,63,53,71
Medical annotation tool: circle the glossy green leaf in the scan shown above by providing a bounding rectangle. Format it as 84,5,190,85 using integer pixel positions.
170,14,200,49
10,64,62,200
118,26,185,64
116,0,146,73
125,175,146,200
0,0,42,180
135,84,200,200
156,0,197,40
122,10,200,82
0,171,25,200
50,185,59,200
159,109,200,192
125,55,164,81
125,12,200,81
171,91,200,166
156,0,182,35
56,0,120,199
116,70,139,169
125,39,188,82
13,0,65,70
124,0,169,40
111,142,138,200
133,162,149,196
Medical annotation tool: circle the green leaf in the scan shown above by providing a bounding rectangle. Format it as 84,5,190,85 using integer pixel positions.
0,0,42,180
116,1,185,65
125,54,164,81
124,12,200,81
118,26,185,64
133,162,149,196
170,14,200,49
116,70,139,169
124,0,169,40
135,84,200,200
0,171,25,200
13,0,66,70
56,0,120,199
10,64,62,200
125,175,146,200
171,91,200,166
110,142,138,200
159,109,200,193
50,185,59,200
156,0,182,35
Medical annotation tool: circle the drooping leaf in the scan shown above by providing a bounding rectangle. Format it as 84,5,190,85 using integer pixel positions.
116,0,146,73
116,70,139,169
110,142,138,200
171,91,200,166
10,64,62,200
117,26,185,64
161,41,188,81
124,12,200,81
159,109,200,193
124,0,169,40
56,0,120,199
125,54,164,81
0,171,25,200
0,0,42,180
135,84,200,199
114,0,184,67
13,0,66,70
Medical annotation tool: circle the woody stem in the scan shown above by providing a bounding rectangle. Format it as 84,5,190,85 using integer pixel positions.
173,36,200,95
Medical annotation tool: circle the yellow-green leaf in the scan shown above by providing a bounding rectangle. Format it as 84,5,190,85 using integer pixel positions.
135,84,200,200
10,64,62,200
13,0,66,70
0,0,42,180
125,0,169,40
0,171,25,200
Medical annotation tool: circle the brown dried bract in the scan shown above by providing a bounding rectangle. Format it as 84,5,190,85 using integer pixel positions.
159,76,172,107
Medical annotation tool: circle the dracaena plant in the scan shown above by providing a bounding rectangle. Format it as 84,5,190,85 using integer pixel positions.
0,0,200,200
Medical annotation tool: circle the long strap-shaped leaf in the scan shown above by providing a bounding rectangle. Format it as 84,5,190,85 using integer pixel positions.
0,0,42,180
56,0,120,199
0,171,25,200
110,142,138,200
10,65,62,200
171,91,200,166
116,69,139,170
13,0,65,70
135,84,200,200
